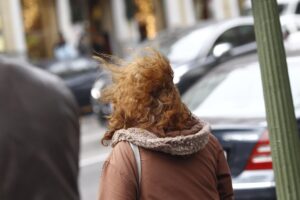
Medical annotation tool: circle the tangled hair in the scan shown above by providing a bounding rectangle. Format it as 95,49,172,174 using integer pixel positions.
96,50,197,145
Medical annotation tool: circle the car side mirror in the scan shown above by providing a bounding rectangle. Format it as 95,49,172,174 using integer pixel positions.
212,43,232,58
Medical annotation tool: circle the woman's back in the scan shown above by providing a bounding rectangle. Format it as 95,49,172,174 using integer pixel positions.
99,121,233,200
97,50,233,199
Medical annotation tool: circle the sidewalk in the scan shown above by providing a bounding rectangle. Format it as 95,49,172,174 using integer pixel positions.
79,114,111,200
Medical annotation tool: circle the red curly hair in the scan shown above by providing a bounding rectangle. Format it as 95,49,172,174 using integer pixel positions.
96,50,197,144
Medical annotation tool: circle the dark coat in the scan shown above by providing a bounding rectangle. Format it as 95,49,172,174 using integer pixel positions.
0,58,80,200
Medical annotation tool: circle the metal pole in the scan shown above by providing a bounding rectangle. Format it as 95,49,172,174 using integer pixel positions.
251,0,300,199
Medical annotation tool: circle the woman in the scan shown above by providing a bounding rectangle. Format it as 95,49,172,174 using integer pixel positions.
98,51,233,200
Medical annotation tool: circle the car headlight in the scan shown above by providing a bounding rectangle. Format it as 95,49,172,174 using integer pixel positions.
91,79,106,100
91,88,101,100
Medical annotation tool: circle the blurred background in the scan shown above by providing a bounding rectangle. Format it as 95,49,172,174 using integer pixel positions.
2,0,300,199
0,0,248,59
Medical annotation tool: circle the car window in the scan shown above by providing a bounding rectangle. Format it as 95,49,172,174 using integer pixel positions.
214,27,240,47
167,26,215,64
209,25,255,56
238,25,255,44
296,3,300,14
182,72,228,111
182,58,300,118
278,4,287,14
214,25,255,49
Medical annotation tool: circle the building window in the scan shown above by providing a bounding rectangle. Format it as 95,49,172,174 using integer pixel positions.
21,0,59,59
193,0,211,20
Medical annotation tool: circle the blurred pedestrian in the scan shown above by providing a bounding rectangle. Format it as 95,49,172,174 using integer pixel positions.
0,57,80,200
54,32,78,61
97,50,233,200
78,32,91,56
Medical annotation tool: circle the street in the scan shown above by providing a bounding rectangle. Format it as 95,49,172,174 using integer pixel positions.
79,114,111,200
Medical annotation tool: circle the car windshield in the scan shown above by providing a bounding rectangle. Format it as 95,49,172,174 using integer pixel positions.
167,26,215,64
182,58,300,118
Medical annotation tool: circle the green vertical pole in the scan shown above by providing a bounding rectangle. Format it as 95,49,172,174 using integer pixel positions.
251,0,300,199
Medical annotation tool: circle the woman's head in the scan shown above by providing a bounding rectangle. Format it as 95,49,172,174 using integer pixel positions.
97,50,195,143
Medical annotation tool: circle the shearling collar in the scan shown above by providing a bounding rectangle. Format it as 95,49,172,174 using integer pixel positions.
111,120,211,156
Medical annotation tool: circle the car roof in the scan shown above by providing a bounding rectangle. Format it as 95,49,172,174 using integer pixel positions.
190,17,254,30
167,17,255,58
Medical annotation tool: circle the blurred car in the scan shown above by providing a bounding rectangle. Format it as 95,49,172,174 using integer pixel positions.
182,53,300,200
90,71,112,124
172,18,258,93
166,17,257,85
177,14,300,94
37,57,100,111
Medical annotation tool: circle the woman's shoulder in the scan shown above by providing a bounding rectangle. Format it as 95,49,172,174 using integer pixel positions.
109,141,133,164
205,133,224,153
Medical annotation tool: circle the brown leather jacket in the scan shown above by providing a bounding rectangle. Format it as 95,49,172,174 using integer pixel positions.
99,120,233,200
0,58,80,200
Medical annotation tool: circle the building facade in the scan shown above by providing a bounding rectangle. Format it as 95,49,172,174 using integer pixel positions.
0,0,245,60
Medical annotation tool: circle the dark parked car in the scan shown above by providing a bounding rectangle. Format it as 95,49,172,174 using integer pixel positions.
37,57,100,111
90,71,112,123
182,53,300,199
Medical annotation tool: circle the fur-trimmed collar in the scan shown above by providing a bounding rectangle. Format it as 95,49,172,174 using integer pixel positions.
111,120,211,156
